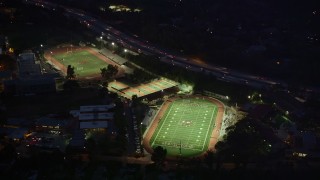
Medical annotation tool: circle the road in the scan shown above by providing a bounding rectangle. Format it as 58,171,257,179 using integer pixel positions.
26,0,288,90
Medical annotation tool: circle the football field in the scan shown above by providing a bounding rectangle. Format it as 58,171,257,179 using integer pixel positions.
149,97,218,157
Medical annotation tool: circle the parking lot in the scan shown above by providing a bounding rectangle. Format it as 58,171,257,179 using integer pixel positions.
16,132,71,157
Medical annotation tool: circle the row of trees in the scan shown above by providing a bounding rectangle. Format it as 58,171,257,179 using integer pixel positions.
65,63,118,83
100,65,118,83
66,64,118,81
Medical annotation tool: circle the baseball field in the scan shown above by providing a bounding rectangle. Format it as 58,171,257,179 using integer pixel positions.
143,96,224,158
44,45,122,79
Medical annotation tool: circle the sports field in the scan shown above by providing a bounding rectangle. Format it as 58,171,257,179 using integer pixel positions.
148,97,221,157
108,78,178,99
52,50,109,78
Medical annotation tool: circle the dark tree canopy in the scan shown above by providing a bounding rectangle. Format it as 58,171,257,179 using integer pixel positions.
63,80,80,91
151,146,167,168
66,65,75,79
0,106,7,126
204,150,216,169
215,119,272,165
100,64,119,81
0,54,17,71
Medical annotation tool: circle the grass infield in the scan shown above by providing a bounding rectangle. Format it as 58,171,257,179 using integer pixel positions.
150,97,218,157
52,50,109,77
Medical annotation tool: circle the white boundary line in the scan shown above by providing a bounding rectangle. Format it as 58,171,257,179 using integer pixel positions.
151,101,174,147
202,105,217,151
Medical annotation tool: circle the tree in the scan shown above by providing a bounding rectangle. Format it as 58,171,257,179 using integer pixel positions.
204,150,215,169
100,67,107,80
63,80,80,91
151,146,167,168
0,141,17,163
86,137,96,154
131,94,138,104
0,54,17,71
98,85,109,98
215,119,272,168
107,64,118,79
102,80,108,87
66,65,75,79
2,44,6,53
0,105,7,126
100,64,119,82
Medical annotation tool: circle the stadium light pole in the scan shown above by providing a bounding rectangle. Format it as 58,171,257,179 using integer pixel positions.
100,36,103,49
140,122,143,139
124,49,127,58
40,44,44,59
140,122,144,155
111,42,115,52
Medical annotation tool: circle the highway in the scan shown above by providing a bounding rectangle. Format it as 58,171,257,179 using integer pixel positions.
26,0,288,89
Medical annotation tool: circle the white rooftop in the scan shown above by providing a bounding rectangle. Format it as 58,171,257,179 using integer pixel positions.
79,113,113,121
19,53,35,62
80,104,115,112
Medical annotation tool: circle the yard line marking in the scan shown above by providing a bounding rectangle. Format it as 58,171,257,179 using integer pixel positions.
202,106,216,151
171,102,183,144
152,101,175,147
185,102,199,146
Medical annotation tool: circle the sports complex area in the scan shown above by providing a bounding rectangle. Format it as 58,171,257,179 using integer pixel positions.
143,95,224,158
44,44,123,79
43,44,225,159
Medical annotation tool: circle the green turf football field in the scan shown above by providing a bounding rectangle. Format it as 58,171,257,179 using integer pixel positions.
150,97,218,157
52,50,109,77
